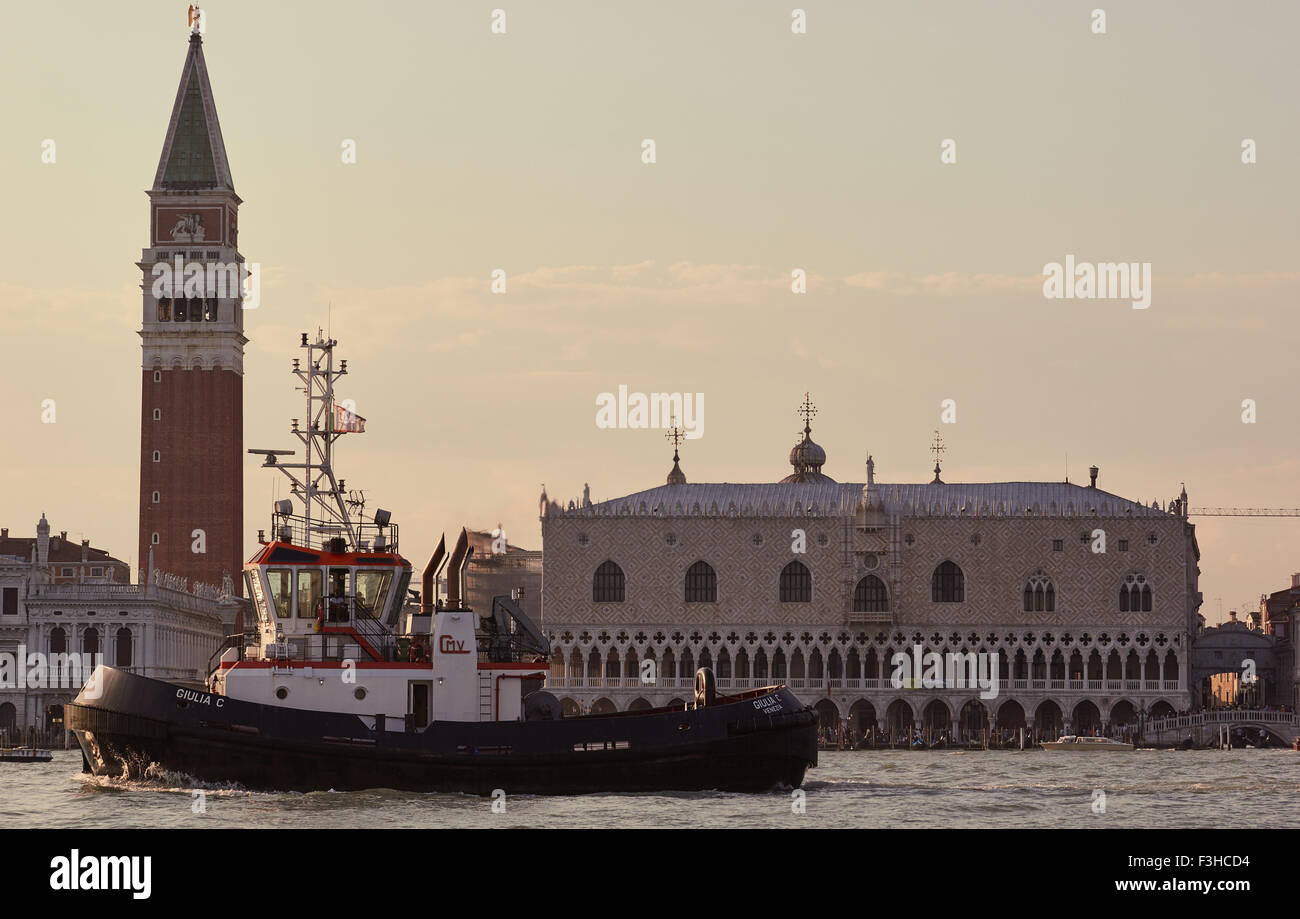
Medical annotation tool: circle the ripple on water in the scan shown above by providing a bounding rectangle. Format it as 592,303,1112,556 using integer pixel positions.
3,747,1295,829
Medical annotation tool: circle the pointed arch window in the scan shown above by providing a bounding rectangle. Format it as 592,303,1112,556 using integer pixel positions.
1023,572,1055,612
1119,574,1151,612
852,575,889,612
684,561,717,603
931,560,965,603
779,560,811,603
592,560,625,603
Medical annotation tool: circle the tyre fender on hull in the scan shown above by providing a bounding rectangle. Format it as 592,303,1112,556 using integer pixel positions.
523,690,563,721
694,667,717,708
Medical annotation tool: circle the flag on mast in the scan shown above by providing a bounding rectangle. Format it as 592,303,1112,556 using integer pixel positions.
331,402,366,433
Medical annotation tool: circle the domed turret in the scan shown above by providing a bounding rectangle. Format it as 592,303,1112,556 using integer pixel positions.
788,434,826,471
779,393,836,484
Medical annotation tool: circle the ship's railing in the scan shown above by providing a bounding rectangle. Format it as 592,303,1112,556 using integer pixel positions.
207,633,246,675
265,515,398,554
474,636,551,665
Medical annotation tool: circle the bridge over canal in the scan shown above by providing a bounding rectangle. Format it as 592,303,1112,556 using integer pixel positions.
1146,709,1299,747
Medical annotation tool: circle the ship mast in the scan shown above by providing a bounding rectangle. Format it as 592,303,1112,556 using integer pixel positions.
250,331,388,551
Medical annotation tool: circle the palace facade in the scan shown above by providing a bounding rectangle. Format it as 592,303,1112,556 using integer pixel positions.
539,412,1203,740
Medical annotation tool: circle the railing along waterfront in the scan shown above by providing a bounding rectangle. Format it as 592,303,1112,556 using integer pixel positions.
1146,710,1298,734
548,674,1187,693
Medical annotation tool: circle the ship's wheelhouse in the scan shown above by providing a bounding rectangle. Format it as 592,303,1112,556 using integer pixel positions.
244,542,413,661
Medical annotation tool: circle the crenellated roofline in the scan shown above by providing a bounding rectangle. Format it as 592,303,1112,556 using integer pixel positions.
546,481,1185,520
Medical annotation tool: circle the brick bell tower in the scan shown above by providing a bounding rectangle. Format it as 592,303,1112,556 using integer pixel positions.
138,21,245,595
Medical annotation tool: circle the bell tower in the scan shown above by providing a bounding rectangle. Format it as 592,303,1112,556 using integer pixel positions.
137,18,246,594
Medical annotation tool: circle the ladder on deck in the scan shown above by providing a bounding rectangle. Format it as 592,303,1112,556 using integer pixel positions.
478,671,493,721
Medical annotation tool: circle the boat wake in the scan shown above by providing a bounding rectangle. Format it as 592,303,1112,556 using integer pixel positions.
79,756,248,794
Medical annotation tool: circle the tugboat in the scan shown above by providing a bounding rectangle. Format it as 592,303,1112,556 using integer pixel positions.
66,332,818,794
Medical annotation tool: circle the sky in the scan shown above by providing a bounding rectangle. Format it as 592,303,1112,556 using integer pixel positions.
1,0,1297,623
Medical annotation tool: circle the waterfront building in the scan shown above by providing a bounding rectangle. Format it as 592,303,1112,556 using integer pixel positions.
1190,611,1279,710
0,523,130,588
1259,576,1299,709
137,25,246,595
540,400,1202,740
0,516,230,743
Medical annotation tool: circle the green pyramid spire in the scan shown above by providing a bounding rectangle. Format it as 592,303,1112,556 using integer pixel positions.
161,62,217,185
153,34,235,192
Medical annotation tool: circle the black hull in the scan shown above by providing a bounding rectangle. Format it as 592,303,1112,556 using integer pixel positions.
66,668,817,795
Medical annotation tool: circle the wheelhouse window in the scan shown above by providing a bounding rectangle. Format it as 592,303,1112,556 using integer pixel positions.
684,561,717,603
355,569,393,618
266,569,293,619
327,568,351,621
931,560,965,603
592,560,625,602
297,569,322,619
779,560,811,603
385,568,412,626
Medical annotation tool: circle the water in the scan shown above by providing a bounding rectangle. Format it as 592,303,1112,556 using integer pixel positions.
2,749,1296,828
